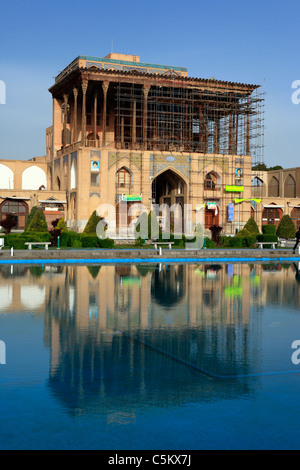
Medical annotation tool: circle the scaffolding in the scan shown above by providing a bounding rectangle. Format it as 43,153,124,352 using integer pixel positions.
111,76,264,233
112,78,264,163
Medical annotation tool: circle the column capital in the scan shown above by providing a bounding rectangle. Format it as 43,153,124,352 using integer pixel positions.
102,81,109,94
143,84,151,99
73,87,78,98
63,93,69,104
81,81,88,94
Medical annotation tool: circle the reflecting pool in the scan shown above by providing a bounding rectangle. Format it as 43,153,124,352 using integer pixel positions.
1,261,300,449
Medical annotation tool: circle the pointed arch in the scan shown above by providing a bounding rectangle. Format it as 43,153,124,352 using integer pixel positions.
284,174,296,198
268,176,279,197
116,166,132,188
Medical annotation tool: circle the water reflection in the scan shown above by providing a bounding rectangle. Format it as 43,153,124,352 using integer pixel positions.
1,261,300,417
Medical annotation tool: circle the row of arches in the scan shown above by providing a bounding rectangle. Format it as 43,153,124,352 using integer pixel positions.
252,174,296,198
0,164,47,190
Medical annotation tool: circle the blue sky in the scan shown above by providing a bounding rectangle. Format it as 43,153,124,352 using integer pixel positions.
0,0,299,167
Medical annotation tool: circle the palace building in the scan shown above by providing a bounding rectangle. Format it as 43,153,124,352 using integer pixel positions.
2,52,299,235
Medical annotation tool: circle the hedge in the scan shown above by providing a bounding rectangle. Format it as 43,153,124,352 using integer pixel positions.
262,225,277,235
6,232,51,249
257,233,278,248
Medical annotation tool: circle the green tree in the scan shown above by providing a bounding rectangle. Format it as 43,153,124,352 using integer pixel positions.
243,217,260,236
83,210,101,234
26,207,48,232
55,217,68,232
25,206,41,232
276,215,296,239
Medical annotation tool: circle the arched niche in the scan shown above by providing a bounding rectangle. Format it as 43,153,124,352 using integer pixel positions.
0,164,14,189
22,166,47,190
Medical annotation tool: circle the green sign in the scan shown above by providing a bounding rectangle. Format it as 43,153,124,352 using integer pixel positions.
225,185,244,192
122,194,142,202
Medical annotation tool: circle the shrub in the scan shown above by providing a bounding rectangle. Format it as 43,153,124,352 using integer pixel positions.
236,228,251,237
24,206,40,231
257,233,278,248
227,237,244,248
49,228,61,247
26,207,48,232
80,234,99,248
6,232,50,249
262,224,277,235
242,236,257,248
209,225,223,246
55,218,68,232
205,237,216,248
98,237,114,249
243,217,260,236
83,211,101,234
0,215,18,234
276,215,296,239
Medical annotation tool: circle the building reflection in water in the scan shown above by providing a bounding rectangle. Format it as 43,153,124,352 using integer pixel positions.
1,261,300,417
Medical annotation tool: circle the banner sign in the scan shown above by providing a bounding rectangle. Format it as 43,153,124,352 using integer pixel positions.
122,194,142,202
228,203,234,222
225,185,244,192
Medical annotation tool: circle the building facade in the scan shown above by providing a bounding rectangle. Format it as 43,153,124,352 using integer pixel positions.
4,52,299,235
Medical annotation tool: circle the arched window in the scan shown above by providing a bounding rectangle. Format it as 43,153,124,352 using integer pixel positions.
262,207,282,227
284,174,296,198
204,172,219,190
56,176,61,191
116,168,131,188
268,176,279,197
252,176,265,197
70,161,77,189
0,199,29,230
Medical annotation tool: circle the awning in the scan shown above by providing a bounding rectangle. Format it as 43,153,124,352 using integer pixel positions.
38,200,67,204
263,205,285,208
0,196,31,201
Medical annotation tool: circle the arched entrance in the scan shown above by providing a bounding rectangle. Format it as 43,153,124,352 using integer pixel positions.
0,198,29,230
152,169,187,233
262,206,282,228
204,202,219,228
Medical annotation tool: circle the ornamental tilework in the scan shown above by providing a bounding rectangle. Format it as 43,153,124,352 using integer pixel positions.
90,151,101,159
71,151,77,163
108,152,142,169
198,156,229,173
150,154,191,180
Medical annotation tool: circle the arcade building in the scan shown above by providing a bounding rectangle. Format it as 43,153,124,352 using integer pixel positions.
0,53,299,234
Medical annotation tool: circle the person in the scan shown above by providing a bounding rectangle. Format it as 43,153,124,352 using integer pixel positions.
293,228,300,252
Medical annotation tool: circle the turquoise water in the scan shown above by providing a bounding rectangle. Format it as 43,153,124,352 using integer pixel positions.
0,262,300,450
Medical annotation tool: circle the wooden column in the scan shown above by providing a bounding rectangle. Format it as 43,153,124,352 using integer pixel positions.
73,87,78,143
102,81,109,147
132,99,136,146
81,81,88,145
143,85,150,150
63,94,68,148
246,100,250,155
214,119,219,154
93,91,98,142
121,116,124,147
